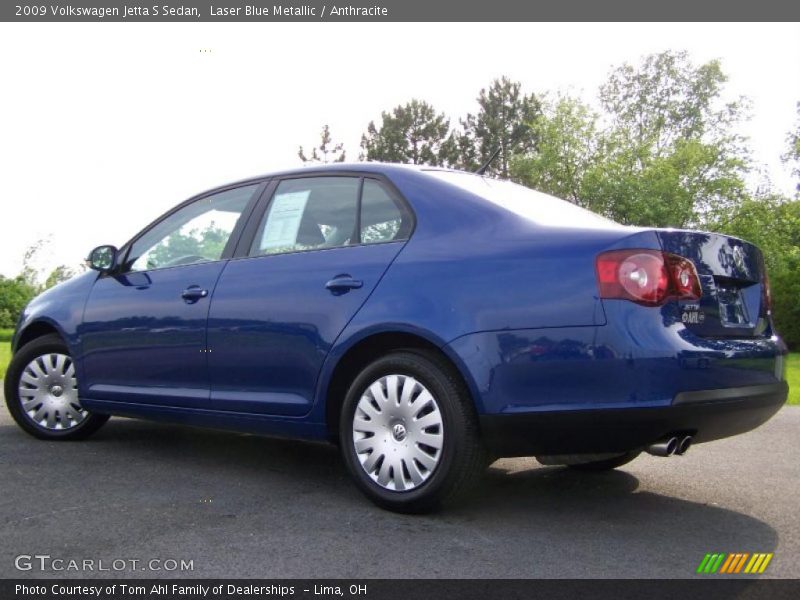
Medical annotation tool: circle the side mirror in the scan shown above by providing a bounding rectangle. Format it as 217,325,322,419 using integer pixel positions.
86,245,118,272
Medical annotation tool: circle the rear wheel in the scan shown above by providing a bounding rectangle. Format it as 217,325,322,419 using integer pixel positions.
4,334,109,440
340,350,485,513
566,451,640,472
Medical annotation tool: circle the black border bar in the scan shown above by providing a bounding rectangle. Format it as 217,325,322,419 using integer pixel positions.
4,580,800,600
3,1,800,22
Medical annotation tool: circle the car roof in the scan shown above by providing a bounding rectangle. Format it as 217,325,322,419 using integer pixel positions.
266,162,443,177
215,162,458,191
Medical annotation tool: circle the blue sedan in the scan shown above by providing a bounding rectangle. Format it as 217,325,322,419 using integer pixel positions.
4,163,788,512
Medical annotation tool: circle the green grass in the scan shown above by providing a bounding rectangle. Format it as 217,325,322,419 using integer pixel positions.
0,328,12,379
786,353,800,406
0,326,795,405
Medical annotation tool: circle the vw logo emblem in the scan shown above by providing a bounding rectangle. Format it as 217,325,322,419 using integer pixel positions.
732,246,746,272
392,423,407,442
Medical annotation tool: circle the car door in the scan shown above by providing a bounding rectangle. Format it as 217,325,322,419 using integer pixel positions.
79,183,263,409
207,175,413,416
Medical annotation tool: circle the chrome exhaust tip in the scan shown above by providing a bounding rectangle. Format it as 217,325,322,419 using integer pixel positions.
675,435,693,455
646,436,678,457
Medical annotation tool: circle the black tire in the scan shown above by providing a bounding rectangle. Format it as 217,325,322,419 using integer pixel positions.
566,451,640,472
4,333,109,440
339,350,486,513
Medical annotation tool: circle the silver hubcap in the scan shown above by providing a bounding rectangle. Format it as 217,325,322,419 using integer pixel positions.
352,374,444,492
18,353,87,431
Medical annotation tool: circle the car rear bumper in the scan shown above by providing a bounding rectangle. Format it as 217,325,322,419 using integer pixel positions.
479,381,788,458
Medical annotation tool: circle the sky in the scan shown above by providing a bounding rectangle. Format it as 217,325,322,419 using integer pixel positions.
1,22,798,279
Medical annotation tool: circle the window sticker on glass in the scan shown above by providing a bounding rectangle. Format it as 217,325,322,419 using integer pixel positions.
259,191,311,250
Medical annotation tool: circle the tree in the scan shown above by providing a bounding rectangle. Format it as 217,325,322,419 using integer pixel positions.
718,195,800,349
586,50,750,228
456,77,541,177
510,95,601,206
0,276,37,329
599,51,744,156
14,239,81,292
19,238,48,289
783,102,800,196
0,237,84,327
44,265,77,289
360,99,455,166
298,124,346,164
582,137,749,228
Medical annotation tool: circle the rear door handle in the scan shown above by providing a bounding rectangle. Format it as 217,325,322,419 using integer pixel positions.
181,286,209,303
325,275,363,294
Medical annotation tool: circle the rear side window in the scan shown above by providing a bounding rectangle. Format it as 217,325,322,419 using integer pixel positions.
249,176,412,256
360,179,409,244
250,177,359,256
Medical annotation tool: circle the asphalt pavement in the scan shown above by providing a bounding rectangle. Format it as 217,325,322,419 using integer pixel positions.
1,391,798,579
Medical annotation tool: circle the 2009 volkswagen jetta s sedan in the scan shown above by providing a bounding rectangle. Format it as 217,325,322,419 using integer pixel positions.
5,163,789,512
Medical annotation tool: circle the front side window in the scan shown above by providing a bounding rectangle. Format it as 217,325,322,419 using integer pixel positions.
250,177,359,256
127,184,257,272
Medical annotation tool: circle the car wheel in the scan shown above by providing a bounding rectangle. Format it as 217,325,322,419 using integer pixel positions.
566,451,640,472
340,350,486,513
4,333,109,440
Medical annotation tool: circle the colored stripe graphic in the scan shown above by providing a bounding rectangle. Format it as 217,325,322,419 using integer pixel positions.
719,554,736,573
722,553,740,574
734,553,749,573
710,554,725,573
697,554,712,574
720,553,734,573
745,553,774,574
698,552,773,575
758,554,773,573
745,554,760,573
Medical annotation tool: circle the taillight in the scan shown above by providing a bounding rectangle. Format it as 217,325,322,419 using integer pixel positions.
761,270,772,317
596,249,702,306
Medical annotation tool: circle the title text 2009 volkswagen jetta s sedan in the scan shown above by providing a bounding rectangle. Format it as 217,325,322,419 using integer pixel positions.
5,163,789,512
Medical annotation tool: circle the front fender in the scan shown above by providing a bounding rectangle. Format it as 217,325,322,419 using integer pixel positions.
14,271,97,355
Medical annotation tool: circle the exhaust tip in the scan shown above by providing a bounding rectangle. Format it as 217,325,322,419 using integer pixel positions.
646,436,678,457
675,435,693,455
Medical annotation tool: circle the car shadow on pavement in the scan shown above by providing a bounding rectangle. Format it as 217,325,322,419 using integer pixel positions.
1,415,779,578
449,461,779,576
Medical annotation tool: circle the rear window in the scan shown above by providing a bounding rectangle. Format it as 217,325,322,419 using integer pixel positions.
425,171,620,229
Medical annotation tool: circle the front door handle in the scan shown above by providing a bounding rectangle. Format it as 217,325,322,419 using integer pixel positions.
181,286,209,303
325,275,363,295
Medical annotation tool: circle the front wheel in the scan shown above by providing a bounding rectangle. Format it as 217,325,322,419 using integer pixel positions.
4,334,109,440
340,350,486,513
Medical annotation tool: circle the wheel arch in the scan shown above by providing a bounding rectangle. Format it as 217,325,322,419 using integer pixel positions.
14,319,66,353
321,327,482,443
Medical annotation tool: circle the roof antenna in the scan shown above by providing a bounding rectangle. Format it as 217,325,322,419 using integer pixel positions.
475,147,502,175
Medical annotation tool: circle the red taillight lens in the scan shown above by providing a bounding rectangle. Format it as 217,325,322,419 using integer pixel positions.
665,254,703,300
596,249,701,306
761,270,772,316
597,250,670,305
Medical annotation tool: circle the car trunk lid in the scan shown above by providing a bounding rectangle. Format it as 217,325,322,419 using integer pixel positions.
655,229,770,338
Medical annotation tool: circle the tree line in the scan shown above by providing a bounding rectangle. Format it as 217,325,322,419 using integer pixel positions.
299,50,800,348
0,239,78,329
